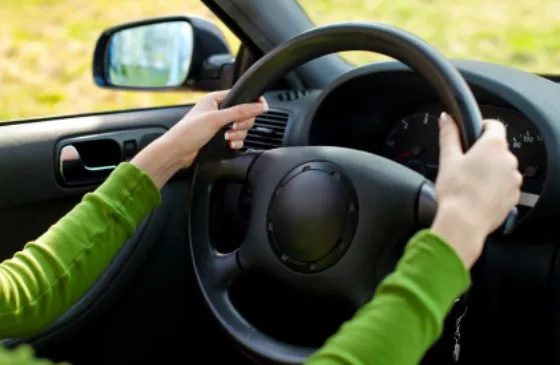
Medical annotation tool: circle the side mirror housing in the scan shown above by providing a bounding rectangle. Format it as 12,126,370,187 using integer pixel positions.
92,16,234,92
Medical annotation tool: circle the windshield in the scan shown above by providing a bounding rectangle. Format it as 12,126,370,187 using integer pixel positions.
300,0,560,74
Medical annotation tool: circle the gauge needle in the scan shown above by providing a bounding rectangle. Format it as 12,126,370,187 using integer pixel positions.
394,145,424,161
395,151,412,160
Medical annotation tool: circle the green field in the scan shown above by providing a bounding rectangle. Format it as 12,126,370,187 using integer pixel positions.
2,0,560,121
109,65,173,87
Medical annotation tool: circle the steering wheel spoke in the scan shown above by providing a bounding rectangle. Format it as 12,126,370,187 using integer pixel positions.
417,181,438,227
189,152,259,293
194,151,259,185
204,250,242,289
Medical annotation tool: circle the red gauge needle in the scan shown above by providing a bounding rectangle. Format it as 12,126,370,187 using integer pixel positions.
394,145,424,161
395,151,413,161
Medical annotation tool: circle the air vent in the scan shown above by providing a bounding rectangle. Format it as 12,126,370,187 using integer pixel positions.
243,110,289,151
276,90,309,101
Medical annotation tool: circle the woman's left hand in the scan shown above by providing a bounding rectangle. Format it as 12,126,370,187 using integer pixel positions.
132,90,268,188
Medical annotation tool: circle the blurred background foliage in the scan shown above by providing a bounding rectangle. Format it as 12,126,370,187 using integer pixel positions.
2,0,560,121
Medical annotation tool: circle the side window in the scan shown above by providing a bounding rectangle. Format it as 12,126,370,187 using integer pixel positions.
1,1,240,122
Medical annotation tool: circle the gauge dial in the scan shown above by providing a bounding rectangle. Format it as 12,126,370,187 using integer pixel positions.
382,107,546,219
383,112,440,180
509,128,546,195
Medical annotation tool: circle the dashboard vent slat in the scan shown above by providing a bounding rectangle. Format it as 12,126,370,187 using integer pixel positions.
243,110,289,152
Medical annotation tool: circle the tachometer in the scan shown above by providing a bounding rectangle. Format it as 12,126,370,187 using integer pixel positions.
383,112,440,180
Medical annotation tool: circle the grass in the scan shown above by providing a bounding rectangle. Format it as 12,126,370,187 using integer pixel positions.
2,0,560,121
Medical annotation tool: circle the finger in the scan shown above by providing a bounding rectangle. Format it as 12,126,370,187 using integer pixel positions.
506,152,519,171
232,117,255,131
225,130,248,142
212,102,268,129
229,140,244,150
258,96,269,111
438,112,463,168
206,89,231,105
512,189,522,207
514,171,523,187
481,119,507,143
230,97,266,130
206,91,266,109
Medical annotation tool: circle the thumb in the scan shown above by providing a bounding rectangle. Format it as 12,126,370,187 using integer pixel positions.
211,102,268,130
438,112,463,168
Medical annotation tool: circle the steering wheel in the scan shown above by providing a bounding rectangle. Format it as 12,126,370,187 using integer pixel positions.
189,22,505,364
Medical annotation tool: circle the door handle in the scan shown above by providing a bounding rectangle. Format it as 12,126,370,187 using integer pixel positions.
59,145,116,184
56,128,166,187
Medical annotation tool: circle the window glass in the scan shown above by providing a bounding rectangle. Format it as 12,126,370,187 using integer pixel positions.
300,0,560,74
1,0,240,121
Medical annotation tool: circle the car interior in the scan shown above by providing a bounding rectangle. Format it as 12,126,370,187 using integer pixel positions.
1,0,560,364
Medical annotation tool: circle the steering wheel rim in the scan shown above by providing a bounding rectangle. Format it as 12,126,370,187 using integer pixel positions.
190,22,484,364
216,21,483,153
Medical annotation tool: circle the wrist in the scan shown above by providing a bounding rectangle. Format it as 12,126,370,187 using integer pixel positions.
131,136,184,189
430,201,487,269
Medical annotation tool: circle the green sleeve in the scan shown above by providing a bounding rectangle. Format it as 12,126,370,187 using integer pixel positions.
0,162,160,339
0,344,67,365
305,230,471,365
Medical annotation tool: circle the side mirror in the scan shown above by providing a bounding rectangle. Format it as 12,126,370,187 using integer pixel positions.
92,16,234,92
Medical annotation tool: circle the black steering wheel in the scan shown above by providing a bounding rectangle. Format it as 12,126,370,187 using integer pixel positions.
189,22,500,364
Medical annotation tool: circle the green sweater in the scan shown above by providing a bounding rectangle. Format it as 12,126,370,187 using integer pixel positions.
0,163,470,365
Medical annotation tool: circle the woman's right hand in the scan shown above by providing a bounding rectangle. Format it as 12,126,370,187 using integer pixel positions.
431,112,523,269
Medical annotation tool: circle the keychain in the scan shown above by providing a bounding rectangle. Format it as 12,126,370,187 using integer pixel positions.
452,290,470,362
453,304,468,362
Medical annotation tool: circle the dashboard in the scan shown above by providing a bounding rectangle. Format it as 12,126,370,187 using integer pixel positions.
377,104,545,218
262,59,560,363
304,63,557,223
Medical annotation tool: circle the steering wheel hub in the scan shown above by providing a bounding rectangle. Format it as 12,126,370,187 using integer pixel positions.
267,162,358,273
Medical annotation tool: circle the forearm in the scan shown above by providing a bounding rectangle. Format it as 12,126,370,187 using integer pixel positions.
430,201,486,269
130,134,185,189
305,230,471,365
0,163,160,338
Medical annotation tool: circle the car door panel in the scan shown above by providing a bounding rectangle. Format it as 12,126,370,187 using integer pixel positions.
0,106,187,265
0,196,81,262
29,181,243,364
0,106,187,209
2,184,171,346
0,105,245,364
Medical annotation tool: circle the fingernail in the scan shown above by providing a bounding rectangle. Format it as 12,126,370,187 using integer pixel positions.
232,123,238,130
439,112,451,127
262,98,269,112
230,141,243,149
224,131,231,140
